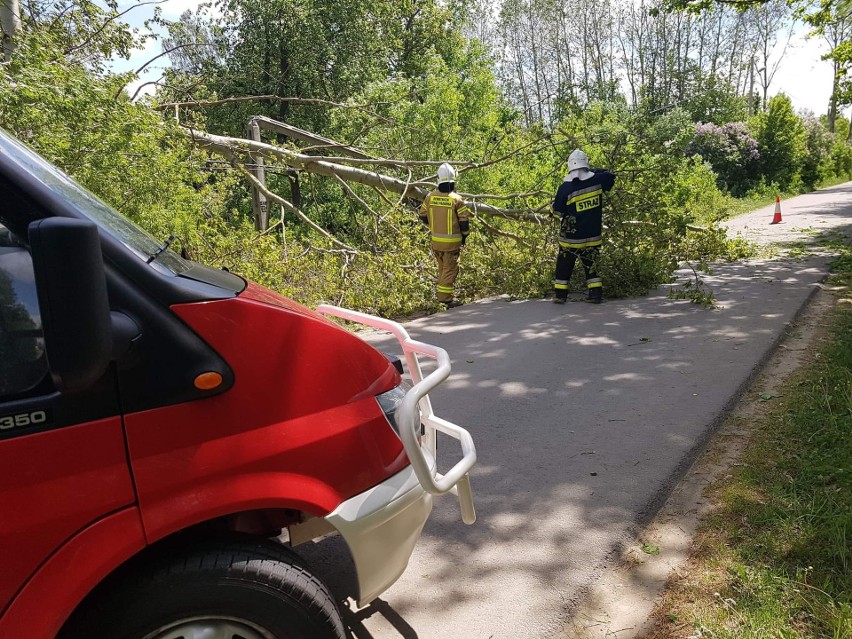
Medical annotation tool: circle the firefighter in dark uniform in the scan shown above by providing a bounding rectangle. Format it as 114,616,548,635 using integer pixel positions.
552,149,616,304
419,163,472,308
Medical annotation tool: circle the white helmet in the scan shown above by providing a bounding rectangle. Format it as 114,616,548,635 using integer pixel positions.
437,162,457,185
567,149,590,172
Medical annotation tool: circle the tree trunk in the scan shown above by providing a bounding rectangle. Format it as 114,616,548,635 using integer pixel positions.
827,90,837,134
828,58,841,133
288,173,301,210
0,0,21,62
748,59,755,115
187,128,545,219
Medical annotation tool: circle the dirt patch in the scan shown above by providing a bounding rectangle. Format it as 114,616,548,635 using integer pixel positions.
558,288,836,639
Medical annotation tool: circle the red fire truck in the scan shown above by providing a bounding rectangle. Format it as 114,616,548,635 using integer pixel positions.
0,128,476,639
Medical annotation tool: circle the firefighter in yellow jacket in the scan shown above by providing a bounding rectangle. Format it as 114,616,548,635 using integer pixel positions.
419,163,471,308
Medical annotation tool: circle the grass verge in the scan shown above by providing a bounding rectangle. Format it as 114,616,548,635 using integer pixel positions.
644,251,852,638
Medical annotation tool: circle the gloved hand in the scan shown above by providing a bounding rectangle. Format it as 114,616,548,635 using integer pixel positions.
461,234,468,245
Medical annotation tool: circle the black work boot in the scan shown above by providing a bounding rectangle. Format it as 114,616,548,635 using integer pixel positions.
587,289,603,304
552,297,567,304
443,300,463,309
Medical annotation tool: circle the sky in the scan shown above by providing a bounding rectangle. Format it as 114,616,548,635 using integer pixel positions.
776,24,836,116
110,0,842,118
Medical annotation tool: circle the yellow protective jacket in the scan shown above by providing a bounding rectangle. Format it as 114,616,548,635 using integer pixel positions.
418,190,471,251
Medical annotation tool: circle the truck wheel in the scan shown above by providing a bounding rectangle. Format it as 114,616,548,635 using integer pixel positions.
61,539,346,639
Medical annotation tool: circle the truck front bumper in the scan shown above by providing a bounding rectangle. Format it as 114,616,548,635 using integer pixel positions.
315,304,477,607
324,449,435,607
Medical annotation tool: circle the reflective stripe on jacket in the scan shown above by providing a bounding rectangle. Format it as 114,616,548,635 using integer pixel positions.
419,190,472,251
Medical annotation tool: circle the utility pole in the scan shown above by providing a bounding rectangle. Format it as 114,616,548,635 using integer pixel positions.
247,118,269,232
0,0,21,62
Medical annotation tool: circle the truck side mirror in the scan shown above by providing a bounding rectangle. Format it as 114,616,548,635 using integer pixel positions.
28,218,112,392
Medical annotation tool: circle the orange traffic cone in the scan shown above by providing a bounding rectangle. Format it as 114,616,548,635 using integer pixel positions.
770,196,783,224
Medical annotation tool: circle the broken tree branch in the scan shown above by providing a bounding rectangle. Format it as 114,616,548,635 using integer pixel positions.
113,42,218,100
293,155,479,168
156,96,397,125
233,162,359,253
460,190,551,201
617,220,712,233
247,117,541,177
332,174,402,234
474,214,535,249
185,128,544,220
457,136,553,174
371,186,396,208
249,116,376,159
157,95,388,111
63,1,166,57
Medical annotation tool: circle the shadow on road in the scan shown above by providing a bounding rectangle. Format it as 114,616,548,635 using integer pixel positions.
299,186,851,638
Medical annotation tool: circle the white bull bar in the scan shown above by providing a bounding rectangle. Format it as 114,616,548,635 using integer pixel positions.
316,305,476,525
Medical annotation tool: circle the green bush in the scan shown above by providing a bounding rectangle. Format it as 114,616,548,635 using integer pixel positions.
801,112,835,189
831,142,852,180
752,95,806,189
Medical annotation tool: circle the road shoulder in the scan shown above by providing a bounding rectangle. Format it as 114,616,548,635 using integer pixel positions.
559,287,833,639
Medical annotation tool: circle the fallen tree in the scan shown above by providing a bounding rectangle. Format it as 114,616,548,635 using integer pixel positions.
182,118,717,265
167,107,745,317
184,124,550,225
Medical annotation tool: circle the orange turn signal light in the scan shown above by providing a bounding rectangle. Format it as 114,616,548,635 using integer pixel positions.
194,372,223,390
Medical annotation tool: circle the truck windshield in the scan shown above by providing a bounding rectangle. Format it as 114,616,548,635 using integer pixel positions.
2,132,189,275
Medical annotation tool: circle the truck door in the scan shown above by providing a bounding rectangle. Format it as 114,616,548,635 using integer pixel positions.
0,221,136,614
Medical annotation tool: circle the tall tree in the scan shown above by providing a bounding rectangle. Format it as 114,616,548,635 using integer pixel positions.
806,1,851,131
160,0,467,135
746,0,795,110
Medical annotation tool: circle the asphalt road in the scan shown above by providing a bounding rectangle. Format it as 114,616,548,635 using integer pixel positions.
304,181,852,639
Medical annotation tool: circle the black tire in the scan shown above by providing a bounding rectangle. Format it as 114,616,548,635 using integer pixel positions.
60,538,346,639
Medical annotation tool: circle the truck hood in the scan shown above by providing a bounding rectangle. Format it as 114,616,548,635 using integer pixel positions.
239,282,332,322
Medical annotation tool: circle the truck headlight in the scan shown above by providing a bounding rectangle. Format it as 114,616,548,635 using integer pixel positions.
376,384,421,442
